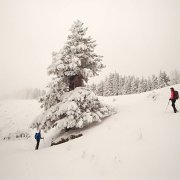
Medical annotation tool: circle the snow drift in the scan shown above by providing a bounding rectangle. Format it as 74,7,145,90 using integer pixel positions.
0,85,180,180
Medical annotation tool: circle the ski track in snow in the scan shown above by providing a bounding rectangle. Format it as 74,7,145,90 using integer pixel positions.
0,85,180,180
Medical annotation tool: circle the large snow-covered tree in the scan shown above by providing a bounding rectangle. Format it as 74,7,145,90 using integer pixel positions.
49,20,104,84
32,20,112,133
40,20,105,110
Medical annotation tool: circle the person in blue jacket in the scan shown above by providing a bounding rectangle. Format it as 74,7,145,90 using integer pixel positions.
35,129,44,150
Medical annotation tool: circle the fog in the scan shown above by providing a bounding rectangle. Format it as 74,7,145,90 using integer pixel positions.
0,0,180,95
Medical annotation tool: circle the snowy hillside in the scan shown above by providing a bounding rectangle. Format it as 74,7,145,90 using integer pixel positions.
0,100,42,140
0,85,180,180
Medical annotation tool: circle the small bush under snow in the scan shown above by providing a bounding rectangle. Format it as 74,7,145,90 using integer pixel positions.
2,130,31,140
147,91,160,101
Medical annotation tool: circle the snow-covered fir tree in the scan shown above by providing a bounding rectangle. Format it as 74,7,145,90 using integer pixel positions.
107,73,115,96
151,74,159,90
103,77,110,96
138,78,144,93
147,77,152,91
40,20,105,110
112,73,119,95
96,81,104,96
32,20,112,133
131,77,139,94
158,71,170,88
170,69,180,85
118,76,125,95
122,76,132,94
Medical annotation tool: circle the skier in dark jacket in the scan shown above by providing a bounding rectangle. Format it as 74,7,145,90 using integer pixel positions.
169,87,178,113
35,129,44,150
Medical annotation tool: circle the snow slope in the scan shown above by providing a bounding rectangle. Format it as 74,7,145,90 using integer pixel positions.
0,100,42,139
0,85,180,180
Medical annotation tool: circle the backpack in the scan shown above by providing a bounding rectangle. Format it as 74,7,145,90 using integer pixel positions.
35,133,38,140
174,91,179,100
35,132,41,140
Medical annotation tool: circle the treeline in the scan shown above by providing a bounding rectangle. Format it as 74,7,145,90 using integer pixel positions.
89,70,180,96
0,88,46,100
15,88,46,99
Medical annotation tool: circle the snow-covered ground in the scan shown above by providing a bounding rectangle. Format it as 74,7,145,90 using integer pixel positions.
0,85,180,180
0,100,42,140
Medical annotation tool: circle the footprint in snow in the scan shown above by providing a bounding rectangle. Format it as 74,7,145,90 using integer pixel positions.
81,151,87,159
114,155,121,163
66,145,71,151
91,154,95,160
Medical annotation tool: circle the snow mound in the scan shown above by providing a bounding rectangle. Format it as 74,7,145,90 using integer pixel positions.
0,100,42,140
147,90,160,101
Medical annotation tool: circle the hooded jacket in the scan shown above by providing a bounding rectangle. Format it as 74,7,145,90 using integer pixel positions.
170,88,175,100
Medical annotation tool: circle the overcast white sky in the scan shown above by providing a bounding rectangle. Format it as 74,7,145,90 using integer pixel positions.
0,0,180,94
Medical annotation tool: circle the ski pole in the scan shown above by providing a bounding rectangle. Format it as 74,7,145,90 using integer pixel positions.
165,100,170,112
